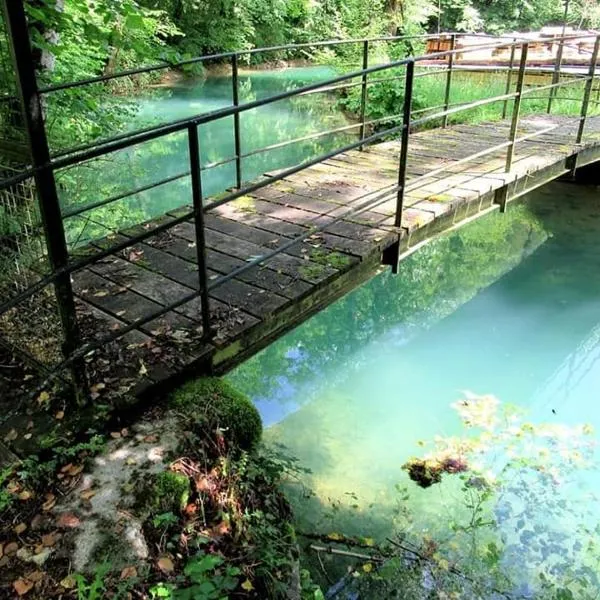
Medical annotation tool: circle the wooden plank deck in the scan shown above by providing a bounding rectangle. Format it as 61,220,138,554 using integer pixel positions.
71,114,600,396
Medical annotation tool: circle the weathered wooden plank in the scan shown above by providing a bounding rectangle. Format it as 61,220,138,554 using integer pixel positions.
173,221,342,284
73,269,196,334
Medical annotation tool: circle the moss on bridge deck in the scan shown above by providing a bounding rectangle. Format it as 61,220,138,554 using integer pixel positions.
71,114,600,396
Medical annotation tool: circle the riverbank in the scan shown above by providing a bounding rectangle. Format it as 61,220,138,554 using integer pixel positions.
0,378,303,599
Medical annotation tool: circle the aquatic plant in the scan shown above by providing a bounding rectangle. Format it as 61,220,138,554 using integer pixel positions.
296,393,600,599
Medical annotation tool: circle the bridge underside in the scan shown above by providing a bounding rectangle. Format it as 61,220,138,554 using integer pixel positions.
71,114,600,396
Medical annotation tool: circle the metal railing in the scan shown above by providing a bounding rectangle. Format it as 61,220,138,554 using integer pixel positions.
1,0,599,401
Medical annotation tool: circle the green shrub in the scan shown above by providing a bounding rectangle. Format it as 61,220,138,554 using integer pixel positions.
151,471,191,514
171,377,262,451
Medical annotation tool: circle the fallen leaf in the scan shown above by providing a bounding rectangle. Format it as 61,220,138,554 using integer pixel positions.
213,520,230,536
25,571,44,583
60,575,76,589
157,556,174,573
14,523,27,535
80,489,96,501
18,491,33,501
241,579,254,592
41,532,60,547
55,411,65,420
5,542,18,555
56,513,81,529
30,515,44,530
4,429,18,442
120,566,137,579
23,433,32,440
66,464,83,477
7,481,20,494
13,578,33,596
139,361,148,376
41,494,56,512
60,463,73,473
110,431,121,439
36,391,50,405
144,434,158,443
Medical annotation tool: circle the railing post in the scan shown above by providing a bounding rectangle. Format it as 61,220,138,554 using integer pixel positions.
231,53,242,188
501,39,517,120
359,39,369,150
2,0,87,398
547,35,565,114
506,42,529,173
187,124,212,341
575,35,600,145
395,60,414,229
442,34,456,129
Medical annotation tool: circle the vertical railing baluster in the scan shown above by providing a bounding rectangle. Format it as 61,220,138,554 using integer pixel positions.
359,40,369,150
2,0,87,399
395,60,414,229
502,39,517,120
506,42,529,173
547,35,565,114
442,34,456,129
575,35,600,145
187,124,212,342
232,53,242,189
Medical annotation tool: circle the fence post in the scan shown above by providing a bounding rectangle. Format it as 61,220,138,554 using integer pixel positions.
231,53,242,188
395,60,414,229
547,35,565,113
506,42,529,173
2,0,87,398
359,40,369,150
575,35,600,145
501,39,517,120
187,124,212,341
442,34,456,129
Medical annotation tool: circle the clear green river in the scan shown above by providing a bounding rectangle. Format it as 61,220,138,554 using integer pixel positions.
228,181,600,597
61,66,353,244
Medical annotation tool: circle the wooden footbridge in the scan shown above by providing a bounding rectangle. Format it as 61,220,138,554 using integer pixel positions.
2,1,600,405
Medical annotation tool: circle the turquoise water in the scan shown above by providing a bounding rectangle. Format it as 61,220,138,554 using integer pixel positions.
59,66,354,246
228,181,600,596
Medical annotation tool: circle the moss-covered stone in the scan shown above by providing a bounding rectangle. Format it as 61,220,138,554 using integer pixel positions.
171,377,262,451
151,471,190,513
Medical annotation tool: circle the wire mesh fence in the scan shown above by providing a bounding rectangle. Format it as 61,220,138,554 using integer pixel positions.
0,10,65,372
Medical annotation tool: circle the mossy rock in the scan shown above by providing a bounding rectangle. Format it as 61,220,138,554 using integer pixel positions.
150,471,191,514
171,377,262,451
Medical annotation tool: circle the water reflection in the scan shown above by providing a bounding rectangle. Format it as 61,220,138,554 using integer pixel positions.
228,181,600,595
59,67,354,246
